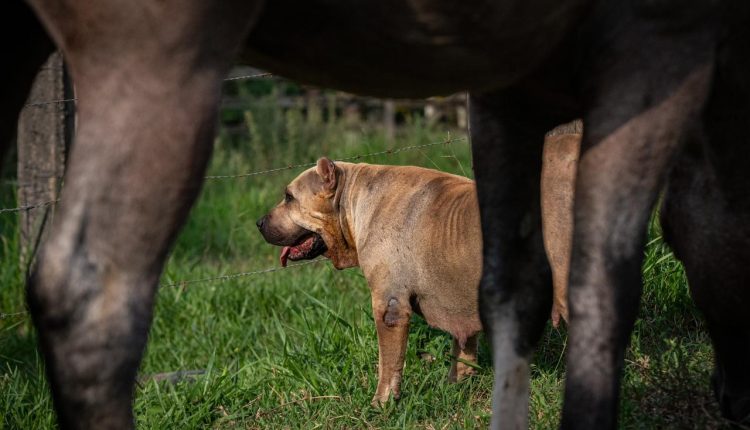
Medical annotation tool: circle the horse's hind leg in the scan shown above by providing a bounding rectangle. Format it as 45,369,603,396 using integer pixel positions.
561,19,715,427
24,2,261,428
662,135,750,424
661,16,750,422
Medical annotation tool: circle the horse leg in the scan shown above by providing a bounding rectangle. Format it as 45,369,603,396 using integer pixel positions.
661,14,750,422
560,18,715,429
662,135,750,424
470,89,557,430
24,1,262,428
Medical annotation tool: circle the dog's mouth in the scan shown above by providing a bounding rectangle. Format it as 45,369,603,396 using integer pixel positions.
279,233,328,267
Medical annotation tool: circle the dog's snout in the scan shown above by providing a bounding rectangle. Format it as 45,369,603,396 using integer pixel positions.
256,215,266,230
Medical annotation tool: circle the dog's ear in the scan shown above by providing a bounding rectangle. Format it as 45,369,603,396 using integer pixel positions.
316,157,337,190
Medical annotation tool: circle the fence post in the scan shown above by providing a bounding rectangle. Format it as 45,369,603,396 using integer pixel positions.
383,100,395,143
16,51,71,259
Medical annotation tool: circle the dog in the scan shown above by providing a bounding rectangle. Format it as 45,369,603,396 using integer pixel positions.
258,157,484,405
6,1,748,428
257,140,579,403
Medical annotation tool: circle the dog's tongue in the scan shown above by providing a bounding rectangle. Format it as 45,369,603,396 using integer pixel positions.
280,236,317,267
280,246,291,267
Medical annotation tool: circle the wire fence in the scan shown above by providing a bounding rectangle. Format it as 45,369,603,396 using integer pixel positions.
3,69,469,322
1,136,466,212
205,136,466,179
0,199,58,214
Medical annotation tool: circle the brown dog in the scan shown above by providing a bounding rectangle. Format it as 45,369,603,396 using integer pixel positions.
257,157,483,405
257,134,580,404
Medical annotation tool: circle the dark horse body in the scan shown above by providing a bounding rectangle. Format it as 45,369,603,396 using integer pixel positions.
3,0,749,428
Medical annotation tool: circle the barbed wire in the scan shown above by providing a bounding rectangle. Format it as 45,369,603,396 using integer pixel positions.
223,72,274,81
0,311,29,320
0,259,327,322
6,71,467,324
23,72,276,108
24,98,77,108
0,199,58,214
205,136,467,180
0,136,467,213
160,258,325,288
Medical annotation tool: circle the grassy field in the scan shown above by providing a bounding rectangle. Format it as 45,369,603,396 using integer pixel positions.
0,89,730,429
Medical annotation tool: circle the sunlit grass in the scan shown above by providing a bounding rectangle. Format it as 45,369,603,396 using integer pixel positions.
0,96,727,428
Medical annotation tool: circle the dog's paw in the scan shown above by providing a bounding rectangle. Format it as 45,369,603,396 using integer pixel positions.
370,392,399,408
371,395,388,408
449,364,477,383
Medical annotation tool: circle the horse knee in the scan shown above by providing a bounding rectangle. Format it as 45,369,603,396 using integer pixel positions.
28,235,91,323
28,236,155,428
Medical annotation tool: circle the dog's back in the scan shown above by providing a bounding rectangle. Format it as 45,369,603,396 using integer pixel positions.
342,162,483,343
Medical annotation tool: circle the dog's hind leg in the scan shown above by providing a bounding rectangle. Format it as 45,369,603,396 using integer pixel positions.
448,333,478,382
24,2,261,428
560,19,715,429
470,90,557,430
661,14,750,423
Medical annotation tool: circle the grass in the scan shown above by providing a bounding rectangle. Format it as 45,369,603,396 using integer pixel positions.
0,90,730,428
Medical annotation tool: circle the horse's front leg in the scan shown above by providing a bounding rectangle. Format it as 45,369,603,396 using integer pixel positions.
24,1,263,428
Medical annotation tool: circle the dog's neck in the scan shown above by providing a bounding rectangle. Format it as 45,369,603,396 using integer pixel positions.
335,162,389,258
325,163,359,269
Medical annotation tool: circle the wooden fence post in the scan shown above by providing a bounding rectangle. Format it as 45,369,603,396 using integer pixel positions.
16,51,71,258
383,100,395,143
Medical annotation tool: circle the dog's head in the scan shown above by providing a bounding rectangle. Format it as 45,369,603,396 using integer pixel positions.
257,157,357,269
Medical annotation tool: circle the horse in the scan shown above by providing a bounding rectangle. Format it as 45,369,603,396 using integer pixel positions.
3,0,748,428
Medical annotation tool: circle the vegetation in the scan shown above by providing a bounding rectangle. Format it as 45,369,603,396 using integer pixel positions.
0,87,729,428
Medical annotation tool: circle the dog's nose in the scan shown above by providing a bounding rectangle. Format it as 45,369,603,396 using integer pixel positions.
256,216,266,230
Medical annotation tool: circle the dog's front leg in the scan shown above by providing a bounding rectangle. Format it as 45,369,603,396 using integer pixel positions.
371,293,411,406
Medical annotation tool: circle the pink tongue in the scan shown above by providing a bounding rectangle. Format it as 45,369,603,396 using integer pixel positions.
280,246,291,267
279,236,316,267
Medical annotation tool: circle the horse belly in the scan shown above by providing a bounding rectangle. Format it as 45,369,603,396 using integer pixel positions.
242,0,588,97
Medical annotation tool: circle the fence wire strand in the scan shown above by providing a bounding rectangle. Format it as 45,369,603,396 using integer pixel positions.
0,311,29,320
24,98,77,108
0,136,467,213
160,259,326,288
205,136,466,180
6,72,467,316
0,200,58,214
223,72,274,81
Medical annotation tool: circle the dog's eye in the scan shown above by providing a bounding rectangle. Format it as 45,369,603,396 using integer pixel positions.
285,192,294,203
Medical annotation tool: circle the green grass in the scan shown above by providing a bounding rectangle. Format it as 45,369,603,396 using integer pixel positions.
0,95,730,428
